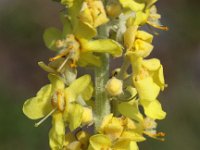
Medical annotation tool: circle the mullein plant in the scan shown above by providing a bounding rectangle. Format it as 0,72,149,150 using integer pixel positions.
22,0,168,149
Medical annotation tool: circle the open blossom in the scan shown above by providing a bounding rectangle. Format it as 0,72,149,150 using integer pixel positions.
22,0,167,149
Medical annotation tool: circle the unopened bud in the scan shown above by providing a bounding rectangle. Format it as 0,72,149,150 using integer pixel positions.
105,77,123,96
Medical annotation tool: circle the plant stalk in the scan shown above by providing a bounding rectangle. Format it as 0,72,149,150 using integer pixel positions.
94,54,110,130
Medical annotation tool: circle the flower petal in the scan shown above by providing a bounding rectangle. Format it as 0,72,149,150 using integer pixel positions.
142,58,161,71
124,26,138,49
112,140,139,150
134,76,160,100
140,99,166,120
136,31,153,43
78,53,101,67
48,74,65,91
74,21,97,39
88,134,112,150
81,39,122,57
118,102,143,122
49,112,65,150
23,84,53,120
119,0,145,11
66,74,91,101
43,27,62,51
68,103,84,131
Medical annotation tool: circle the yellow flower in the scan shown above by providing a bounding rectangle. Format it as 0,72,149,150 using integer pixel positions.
23,74,93,149
79,0,109,27
99,114,124,141
131,58,166,120
43,2,122,68
124,27,154,58
63,131,90,150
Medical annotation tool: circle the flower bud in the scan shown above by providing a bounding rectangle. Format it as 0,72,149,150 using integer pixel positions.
105,77,123,96
106,2,122,18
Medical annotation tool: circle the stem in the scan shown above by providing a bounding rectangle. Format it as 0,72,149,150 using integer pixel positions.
117,56,130,80
94,54,110,130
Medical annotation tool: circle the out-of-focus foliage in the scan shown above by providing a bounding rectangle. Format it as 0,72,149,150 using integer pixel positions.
0,0,200,149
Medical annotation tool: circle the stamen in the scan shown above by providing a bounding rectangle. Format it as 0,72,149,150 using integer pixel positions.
34,108,57,127
147,21,169,31
49,45,73,62
143,131,165,141
57,55,70,72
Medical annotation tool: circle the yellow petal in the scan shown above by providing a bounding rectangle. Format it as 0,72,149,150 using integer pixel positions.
78,53,101,67
103,117,124,140
81,39,122,57
66,74,91,101
48,74,65,91
43,27,62,51
134,39,154,58
140,99,166,120
118,102,143,122
66,141,82,150
89,134,112,150
119,0,145,11
81,81,94,101
74,21,97,39
134,11,149,26
120,130,146,142
134,76,160,100
82,107,93,124
68,103,84,131
112,140,139,150
142,58,161,71
23,84,53,120
136,31,153,43
49,112,65,150
153,65,165,90
124,26,138,50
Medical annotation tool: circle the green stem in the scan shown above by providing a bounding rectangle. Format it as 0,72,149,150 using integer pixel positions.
94,54,110,130
117,56,130,80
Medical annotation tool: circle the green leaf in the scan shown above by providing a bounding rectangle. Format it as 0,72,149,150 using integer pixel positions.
43,27,62,51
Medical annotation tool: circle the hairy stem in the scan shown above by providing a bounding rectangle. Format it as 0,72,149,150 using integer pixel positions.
94,54,110,130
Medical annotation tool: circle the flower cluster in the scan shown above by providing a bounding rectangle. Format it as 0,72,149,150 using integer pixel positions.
23,0,168,149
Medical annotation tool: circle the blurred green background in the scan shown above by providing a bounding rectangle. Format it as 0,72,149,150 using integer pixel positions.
0,0,200,149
